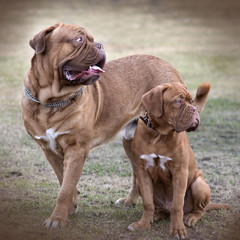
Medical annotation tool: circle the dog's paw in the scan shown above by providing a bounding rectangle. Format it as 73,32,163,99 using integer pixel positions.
184,213,201,227
115,197,136,206
44,217,67,229
128,221,151,231
169,223,188,240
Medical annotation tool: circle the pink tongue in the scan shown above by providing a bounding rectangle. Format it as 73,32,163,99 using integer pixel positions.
90,66,105,73
65,65,105,81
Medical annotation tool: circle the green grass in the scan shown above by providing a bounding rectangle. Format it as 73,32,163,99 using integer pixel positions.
1,0,240,239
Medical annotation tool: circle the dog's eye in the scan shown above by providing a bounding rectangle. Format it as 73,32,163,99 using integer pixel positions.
175,99,182,104
76,37,83,43
191,99,194,103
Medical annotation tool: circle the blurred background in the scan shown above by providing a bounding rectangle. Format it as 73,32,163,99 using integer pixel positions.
1,0,240,99
0,0,239,239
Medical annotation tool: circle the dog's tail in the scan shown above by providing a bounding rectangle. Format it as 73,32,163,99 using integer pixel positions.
193,82,211,113
204,203,230,212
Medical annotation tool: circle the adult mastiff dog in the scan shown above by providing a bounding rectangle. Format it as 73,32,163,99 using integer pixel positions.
22,23,184,228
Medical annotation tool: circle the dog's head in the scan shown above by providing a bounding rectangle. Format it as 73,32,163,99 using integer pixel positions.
29,23,106,86
141,82,210,133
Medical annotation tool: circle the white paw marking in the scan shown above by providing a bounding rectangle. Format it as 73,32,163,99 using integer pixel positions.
35,128,69,154
115,198,123,205
127,225,135,231
140,153,172,170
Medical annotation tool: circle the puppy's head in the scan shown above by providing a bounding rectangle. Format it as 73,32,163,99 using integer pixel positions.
141,82,210,133
29,23,106,85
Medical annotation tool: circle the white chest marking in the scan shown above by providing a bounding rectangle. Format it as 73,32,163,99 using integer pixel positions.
140,153,157,169
35,128,69,154
140,153,172,171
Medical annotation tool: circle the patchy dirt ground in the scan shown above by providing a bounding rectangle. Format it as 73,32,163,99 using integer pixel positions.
0,0,240,239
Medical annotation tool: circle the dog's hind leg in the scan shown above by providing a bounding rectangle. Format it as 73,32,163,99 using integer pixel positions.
115,118,140,206
184,175,210,227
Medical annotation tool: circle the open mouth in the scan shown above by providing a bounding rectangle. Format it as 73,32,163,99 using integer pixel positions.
63,57,105,84
64,65,105,81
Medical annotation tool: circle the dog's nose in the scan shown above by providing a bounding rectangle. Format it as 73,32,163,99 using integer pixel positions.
95,42,103,49
191,107,197,113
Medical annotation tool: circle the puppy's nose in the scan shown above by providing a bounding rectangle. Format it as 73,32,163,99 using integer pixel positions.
191,107,197,113
95,42,103,49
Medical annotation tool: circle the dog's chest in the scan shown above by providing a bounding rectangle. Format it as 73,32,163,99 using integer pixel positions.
140,153,172,183
34,128,69,156
140,153,174,211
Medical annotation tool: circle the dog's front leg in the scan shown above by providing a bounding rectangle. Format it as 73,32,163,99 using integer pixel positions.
44,144,88,229
169,169,188,240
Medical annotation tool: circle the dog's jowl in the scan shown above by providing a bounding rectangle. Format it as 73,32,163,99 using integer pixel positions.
22,23,206,229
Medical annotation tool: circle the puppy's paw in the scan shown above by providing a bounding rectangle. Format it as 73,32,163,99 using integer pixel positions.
128,221,151,231
184,213,201,227
44,216,68,229
169,222,188,240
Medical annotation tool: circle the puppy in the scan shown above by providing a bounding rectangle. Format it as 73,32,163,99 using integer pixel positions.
128,82,229,239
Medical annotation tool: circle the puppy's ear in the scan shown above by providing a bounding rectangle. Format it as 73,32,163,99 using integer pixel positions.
193,82,210,113
141,84,169,117
29,23,60,54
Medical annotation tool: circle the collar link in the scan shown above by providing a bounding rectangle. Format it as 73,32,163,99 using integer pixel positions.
24,86,85,108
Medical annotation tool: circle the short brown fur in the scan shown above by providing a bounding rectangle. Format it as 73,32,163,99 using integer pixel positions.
128,82,229,239
22,23,185,228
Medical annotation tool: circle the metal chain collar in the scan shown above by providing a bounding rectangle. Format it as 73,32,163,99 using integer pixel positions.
24,86,85,108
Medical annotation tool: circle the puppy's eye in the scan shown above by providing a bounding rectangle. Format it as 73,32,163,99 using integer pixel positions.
76,37,83,42
175,99,182,104
191,99,194,103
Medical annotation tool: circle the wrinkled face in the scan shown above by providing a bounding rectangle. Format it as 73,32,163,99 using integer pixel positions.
30,23,106,85
162,84,200,132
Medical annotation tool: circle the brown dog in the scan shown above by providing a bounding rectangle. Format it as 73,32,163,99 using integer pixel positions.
21,23,185,228
128,82,230,239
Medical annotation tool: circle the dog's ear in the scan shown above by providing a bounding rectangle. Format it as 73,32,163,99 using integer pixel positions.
193,82,210,113
141,84,169,117
29,23,60,54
